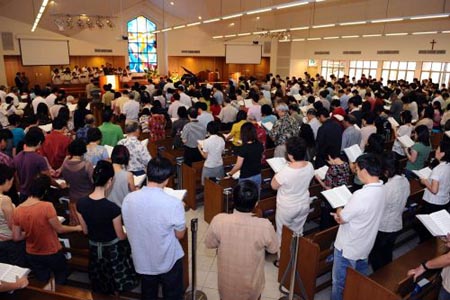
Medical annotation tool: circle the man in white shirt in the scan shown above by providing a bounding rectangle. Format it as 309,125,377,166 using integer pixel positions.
195,102,214,130
178,86,192,108
306,109,321,140
122,96,140,122
45,88,58,108
31,90,48,114
163,79,175,93
168,93,185,119
330,154,386,300
218,98,238,125
6,87,19,107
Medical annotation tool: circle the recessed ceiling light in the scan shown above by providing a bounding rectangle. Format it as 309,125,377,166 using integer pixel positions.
170,1,174,5
229,22,235,26
256,16,260,20
198,16,202,20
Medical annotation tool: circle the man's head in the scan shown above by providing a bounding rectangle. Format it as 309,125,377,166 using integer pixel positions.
233,180,259,213
355,153,382,184
24,127,45,148
0,129,12,150
306,108,316,121
124,121,140,136
316,108,330,124
146,157,174,185
187,107,198,120
52,117,67,131
342,114,357,128
194,102,207,113
275,103,289,117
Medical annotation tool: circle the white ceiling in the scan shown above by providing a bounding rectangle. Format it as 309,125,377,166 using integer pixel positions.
1,0,450,38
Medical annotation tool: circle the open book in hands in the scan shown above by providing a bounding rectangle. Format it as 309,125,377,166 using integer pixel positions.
105,145,114,158
133,174,146,187
412,167,432,180
262,122,273,131
0,263,30,283
321,185,353,209
445,131,450,138
387,117,399,128
397,135,415,148
343,144,363,163
163,187,187,201
416,209,450,237
266,157,287,173
314,165,329,180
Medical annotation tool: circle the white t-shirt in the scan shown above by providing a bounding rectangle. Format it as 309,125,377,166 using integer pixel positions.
274,162,314,210
122,100,140,122
334,181,386,260
179,92,192,108
423,162,450,205
32,96,47,114
45,93,57,108
203,135,225,168
378,175,410,232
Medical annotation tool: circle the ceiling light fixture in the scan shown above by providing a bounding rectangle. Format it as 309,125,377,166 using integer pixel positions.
161,27,172,32
340,21,366,26
222,13,243,20
169,1,175,5
291,26,309,31
203,18,221,23
411,31,438,35
385,32,408,36
198,16,202,20
270,29,286,33
342,35,359,38
187,22,201,27
362,34,382,37
173,25,186,29
224,34,237,37
276,1,309,10
212,35,223,39
31,0,49,32
307,37,321,40
312,24,335,28
323,36,339,39
371,17,404,23
292,38,305,41
247,8,272,15
410,13,449,20
238,32,251,36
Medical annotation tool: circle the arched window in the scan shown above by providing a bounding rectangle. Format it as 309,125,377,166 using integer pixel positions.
127,16,157,72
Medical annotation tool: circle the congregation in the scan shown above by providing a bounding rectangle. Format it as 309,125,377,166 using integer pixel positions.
0,69,450,300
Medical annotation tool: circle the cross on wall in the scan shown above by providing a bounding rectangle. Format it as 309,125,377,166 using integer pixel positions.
430,39,437,50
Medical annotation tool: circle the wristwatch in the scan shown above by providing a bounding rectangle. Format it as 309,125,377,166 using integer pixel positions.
421,261,430,271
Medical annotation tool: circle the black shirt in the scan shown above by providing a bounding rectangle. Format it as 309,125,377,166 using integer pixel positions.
315,119,343,168
76,197,121,242
238,141,264,178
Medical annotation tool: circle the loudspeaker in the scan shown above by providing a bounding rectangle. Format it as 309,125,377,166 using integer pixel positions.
1,32,14,51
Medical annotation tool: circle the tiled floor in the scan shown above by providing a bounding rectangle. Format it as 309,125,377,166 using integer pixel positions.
68,205,419,300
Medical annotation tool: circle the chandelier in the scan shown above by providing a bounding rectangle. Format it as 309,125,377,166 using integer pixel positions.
52,14,115,31
257,29,292,40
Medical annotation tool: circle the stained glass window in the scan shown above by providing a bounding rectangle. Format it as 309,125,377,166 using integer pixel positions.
128,16,157,72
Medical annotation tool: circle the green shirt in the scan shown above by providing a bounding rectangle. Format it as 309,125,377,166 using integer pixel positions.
99,122,124,147
406,142,431,171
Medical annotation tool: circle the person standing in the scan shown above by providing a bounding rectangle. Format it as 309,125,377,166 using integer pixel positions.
330,154,386,300
181,107,206,166
122,157,186,300
205,181,278,300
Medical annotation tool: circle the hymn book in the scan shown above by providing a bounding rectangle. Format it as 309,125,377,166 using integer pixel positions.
387,117,399,128
231,171,240,180
141,139,149,148
397,135,415,148
17,102,27,110
416,209,450,237
105,145,114,158
0,263,30,283
67,103,77,112
321,185,353,209
412,167,433,180
243,99,253,108
163,187,187,201
133,175,146,187
262,122,274,131
314,165,329,180
266,157,288,173
446,131,450,138
343,144,363,163
38,123,52,133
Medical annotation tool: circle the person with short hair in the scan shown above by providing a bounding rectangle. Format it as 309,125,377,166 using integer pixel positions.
99,110,124,147
122,157,186,300
84,127,108,166
205,180,278,300
13,174,82,284
198,121,225,184
359,112,377,150
331,154,386,300
341,114,361,150
315,108,343,168
181,107,206,166
195,101,214,130
218,98,238,128
269,103,300,158
171,106,189,149
76,160,138,294
271,137,314,255
76,114,95,142
108,145,136,207
40,117,71,170
117,121,151,175
404,125,432,177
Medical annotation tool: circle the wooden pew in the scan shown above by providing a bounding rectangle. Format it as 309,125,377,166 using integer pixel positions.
278,225,338,300
370,238,446,299
3,285,93,300
204,177,235,223
430,132,443,150
343,269,400,300
182,161,204,210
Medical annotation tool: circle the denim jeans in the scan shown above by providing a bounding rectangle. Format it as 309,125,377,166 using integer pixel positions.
331,248,369,300
439,286,450,300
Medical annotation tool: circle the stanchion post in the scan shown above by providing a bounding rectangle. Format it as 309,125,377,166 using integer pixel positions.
184,218,207,300
279,233,301,300
176,157,184,190
223,188,232,213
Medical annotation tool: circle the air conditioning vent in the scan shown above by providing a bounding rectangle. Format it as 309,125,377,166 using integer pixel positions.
94,48,113,53
1,32,14,51
343,51,361,55
181,50,200,54
377,50,399,54
418,50,446,54
314,51,330,55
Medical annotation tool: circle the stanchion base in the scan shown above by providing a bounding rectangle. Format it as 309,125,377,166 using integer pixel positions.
278,295,302,300
184,290,208,300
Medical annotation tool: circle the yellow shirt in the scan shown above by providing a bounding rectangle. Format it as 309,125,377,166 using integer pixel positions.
229,120,245,146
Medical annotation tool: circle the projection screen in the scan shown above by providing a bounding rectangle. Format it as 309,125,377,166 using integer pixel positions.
19,39,70,66
225,44,262,64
